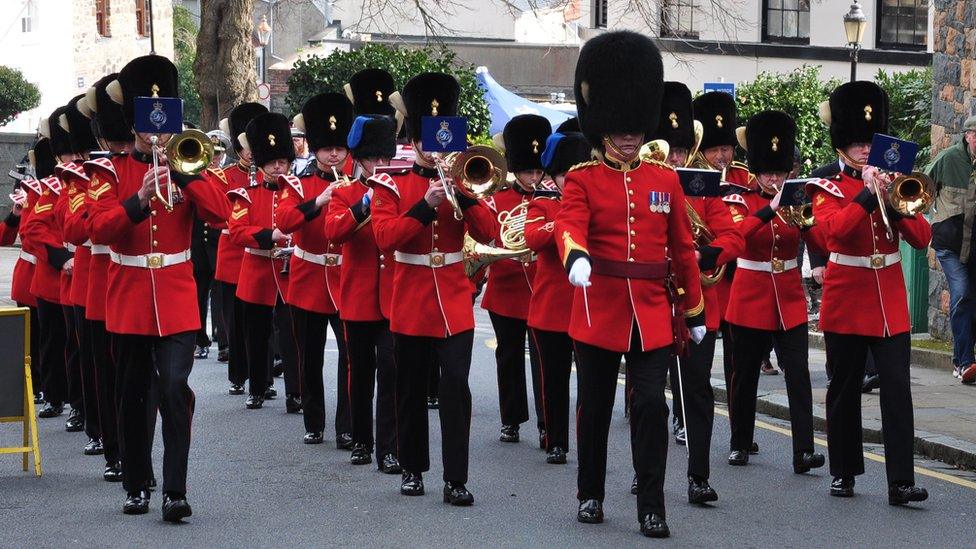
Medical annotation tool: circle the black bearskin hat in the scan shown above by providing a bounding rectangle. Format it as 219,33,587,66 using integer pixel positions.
574,31,664,148
502,114,552,172
44,106,73,157
391,72,460,141
29,138,56,179
541,131,592,176
348,115,397,160
824,81,889,150
555,117,580,133
345,68,397,117
64,94,97,154
741,110,796,174
243,112,295,167
88,73,131,142
220,102,268,153
110,55,180,129
295,93,353,151
653,82,695,150
693,91,737,151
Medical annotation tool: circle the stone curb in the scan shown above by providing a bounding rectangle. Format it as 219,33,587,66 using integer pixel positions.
710,378,976,472
809,331,953,372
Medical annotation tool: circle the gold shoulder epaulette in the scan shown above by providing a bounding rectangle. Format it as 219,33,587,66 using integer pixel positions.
642,158,675,171
567,160,599,173
729,160,750,171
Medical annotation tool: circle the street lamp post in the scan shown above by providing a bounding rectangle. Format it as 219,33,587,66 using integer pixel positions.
843,1,868,82
257,15,272,84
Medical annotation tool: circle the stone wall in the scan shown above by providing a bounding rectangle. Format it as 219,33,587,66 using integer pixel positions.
929,0,976,340
0,133,36,220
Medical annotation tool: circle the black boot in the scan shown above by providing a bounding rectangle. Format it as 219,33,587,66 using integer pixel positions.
546,446,567,464
350,443,372,465
499,424,520,443
400,471,424,496
728,449,749,466
793,451,825,474
688,475,718,504
64,408,85,432
122,490,150,515
161,493,192,522
640,514,670,538
443,482,474,506
577,499,603,523
888,483,928,505
829,476,855,497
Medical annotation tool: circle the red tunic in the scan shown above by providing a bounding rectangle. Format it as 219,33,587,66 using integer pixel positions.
525,194,572,333
810,171,931,337
371,164,498,337
9,182,41,307
275,172,343,315
82,158,119,322
687,196,744,331
480,187,536,320
724,191,822,331
87,155,231,336
59,163,92,308
229,182,288,307
325,172,401,322
215,163,261,285
554,159,704,353
23,176,67,304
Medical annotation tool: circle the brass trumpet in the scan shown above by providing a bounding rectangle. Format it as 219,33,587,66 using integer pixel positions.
435,145,508,220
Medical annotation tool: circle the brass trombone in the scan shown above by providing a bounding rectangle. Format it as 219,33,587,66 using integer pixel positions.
435,145,508,220
152,129,215,211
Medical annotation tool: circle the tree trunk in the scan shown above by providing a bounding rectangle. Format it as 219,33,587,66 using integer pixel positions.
195,0,257,131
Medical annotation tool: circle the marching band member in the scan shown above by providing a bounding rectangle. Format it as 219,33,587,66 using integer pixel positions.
326,113,402,472
229,112,300,412
723,111,825,474
555,32,705,538
24,108,76,425
216,102,268,396
525,129,591,465
82,72,134,483
484,113,550,446
655,81,743,503
374,72,498,505
87,54,230,519
58,94,102,456
277,92,352,444
809,81,930,504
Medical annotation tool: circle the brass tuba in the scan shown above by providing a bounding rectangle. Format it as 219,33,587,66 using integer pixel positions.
889,171,934,216
639,139,670,163
438,145,508,220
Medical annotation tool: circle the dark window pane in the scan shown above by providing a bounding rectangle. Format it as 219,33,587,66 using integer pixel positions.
798,11,810,38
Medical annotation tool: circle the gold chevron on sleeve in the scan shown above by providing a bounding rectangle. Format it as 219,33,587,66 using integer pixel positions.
230,208,248,220
560,230,589,267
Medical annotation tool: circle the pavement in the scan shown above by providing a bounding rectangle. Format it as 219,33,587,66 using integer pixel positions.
2,247,976,546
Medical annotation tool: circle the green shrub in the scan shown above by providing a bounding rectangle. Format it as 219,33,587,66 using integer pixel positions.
0,66,41,127
875,66,932,168
174,5,202,125
286,44,491,140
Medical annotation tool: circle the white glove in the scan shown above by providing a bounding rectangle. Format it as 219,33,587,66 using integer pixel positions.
568,257,592,287
690,325,706,345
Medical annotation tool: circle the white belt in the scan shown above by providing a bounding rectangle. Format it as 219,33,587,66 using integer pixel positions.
91,244,110,255
221,229,230,235
294,247,342,267
19,250,36,264
737,257,798,273
829,251,901,270
110,249,191,269
64,243,77,253
395,250,463,268
245,247,273,258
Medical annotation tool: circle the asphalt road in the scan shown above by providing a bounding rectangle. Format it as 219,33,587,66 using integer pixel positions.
2,309,975,547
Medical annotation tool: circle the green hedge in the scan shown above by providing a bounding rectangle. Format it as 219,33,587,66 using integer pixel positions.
286,44,491,140
0,66,41,127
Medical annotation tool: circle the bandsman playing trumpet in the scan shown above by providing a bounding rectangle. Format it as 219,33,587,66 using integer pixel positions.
525,129,592,465
277,92,352,446
555,32,705,538
483,113,551,447
87,55,230,520
373,72,498,505
809,81,931,504
723,111,825,475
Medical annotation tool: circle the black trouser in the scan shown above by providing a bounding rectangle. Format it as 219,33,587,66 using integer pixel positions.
427,359,440,399
824,331,914,484
220,282,247,385
242,297,299,397
529,328,573,451
394,330,474,483
674,332,717,479
272,299,300,396
114,331,195,495
347,319,396,459
574,329,671,521
91,320,119,465
74,307,100,440
729,323,814,456
62,304,83,413
489,312,543,431
193,266,215,348
36,298,67,407
291,307,348,435
212,283,227,349
720,320,734,412
19,303,41,396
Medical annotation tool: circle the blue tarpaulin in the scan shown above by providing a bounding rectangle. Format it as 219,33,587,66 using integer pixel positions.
476,66,574,135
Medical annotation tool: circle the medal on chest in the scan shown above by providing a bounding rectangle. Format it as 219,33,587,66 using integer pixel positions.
649,190,671,213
